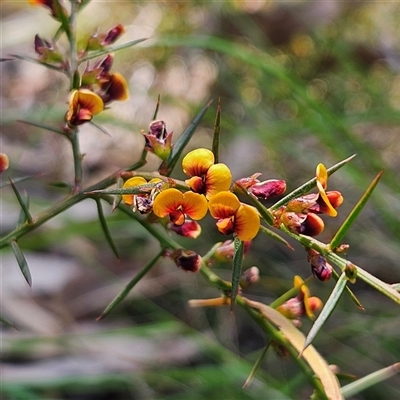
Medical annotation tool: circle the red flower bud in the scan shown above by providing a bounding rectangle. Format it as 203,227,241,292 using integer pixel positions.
0,153,9,173
169,220,202,239
249,179,286,199
173,249,202,272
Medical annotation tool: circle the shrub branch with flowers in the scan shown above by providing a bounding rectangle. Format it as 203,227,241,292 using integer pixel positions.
1,1,400,399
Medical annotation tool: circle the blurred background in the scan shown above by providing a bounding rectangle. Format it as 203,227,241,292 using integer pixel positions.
1,1,400,399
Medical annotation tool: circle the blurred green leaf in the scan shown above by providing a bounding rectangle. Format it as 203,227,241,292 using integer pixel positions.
9,178,32,225
231,237,244,310
95,198,119,259
79,38,148,62
11,240,32,287
341,363,400,398
161,100,212,176
302,272,347,354
212,98,221,164
330,170,383,250
97,250,163,320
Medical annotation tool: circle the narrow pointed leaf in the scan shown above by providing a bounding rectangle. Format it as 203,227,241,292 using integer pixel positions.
231,238,244,310
17,190,30,227
259,225,294,250
270,154,356,212
330,170,383,250
243,342,271,388
212,98,221,163
112,177,124,212
79,38,148,62
18,119,66,136
0,313,17,329
9,179,32,224
153,94,161,120
90,121,111,136
11,240,32,287
302,272,347,354
10,54,66,73
242,298,343,400
341,363,400,398
162,100,212,176
0,175,34,189
331,268,364,310
97,250,163,320
95,199,119,259
53,0,72,40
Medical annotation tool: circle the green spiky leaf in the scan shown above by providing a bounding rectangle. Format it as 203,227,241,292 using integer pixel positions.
95,199,119,259
231,238,244,310
330,170,383,250
212,98,221,164
11,240,32,287
97,250,163,320
302,272,347,354
161,100,212,176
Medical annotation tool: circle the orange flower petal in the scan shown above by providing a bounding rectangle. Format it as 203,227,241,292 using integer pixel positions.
0,153,10,173
316,181,337,217
316,163,328,189
77,89,104,115
182,148,214,177
102,73,129,102
208,191,240,219
234,204,260,241
122,177,147,205
205,163,232,198
152,188,184,218
181,191,208,220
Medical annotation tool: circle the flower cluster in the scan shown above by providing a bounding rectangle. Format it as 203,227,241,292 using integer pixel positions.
29,2,129,129
277,275,323,325
273,163,343,236
121,147,278,242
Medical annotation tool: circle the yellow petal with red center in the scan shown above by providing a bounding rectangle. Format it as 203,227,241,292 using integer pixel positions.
122,177,147,205
77,89,104,115
316,163,328,189
234,204,260,241
153,188,184,218
205,163,232,199
182,148,214,177
216,217,235,236
185,176,205,194
103,73,129,102
208,191,240,219
181,191,208,220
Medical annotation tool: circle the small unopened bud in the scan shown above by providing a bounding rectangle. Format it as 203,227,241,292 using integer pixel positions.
143,120,173,161
34,34,63,64
307,248,332,282
300,213,325,236
307,296,323,313
281,211,307,231
277,297,303,319
249,179,286,199
173,249,201,272
102,24,125,46
214,240,251,262
235,173,262,189
344,263,357,284
169,220,202,239
0,153,9,173
240,266,260,287
312,261,332,282
335,243,350,253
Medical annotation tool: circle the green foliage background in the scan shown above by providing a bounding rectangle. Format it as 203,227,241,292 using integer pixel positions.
1,1,400,399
